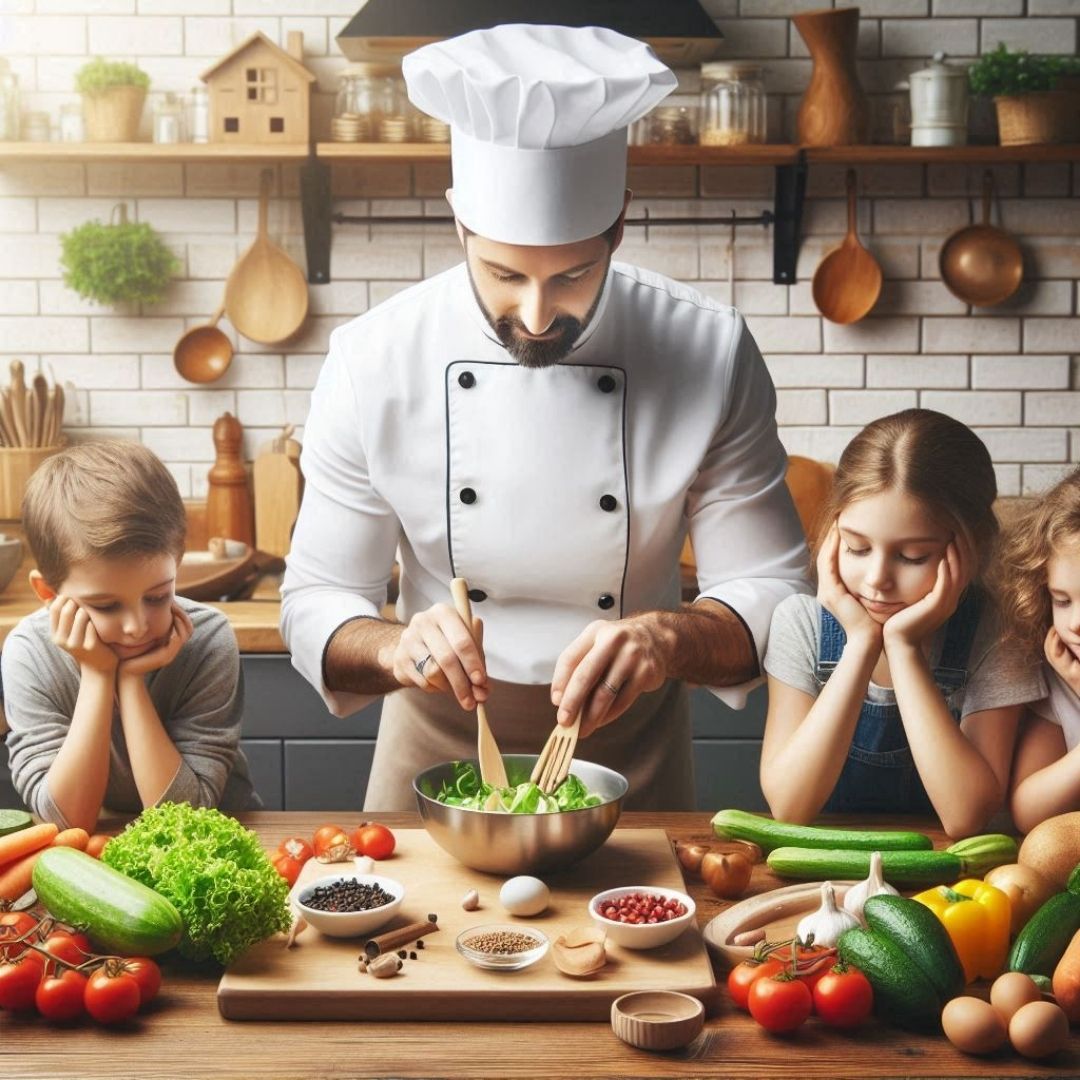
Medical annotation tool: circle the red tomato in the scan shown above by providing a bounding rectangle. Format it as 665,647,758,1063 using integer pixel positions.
84,965,142,1025
0,953,45,1011
748,973,813,1033
812,962,874,1029
278,837,313,864
40,930,92,966
727,957,784,1011
35,969,87,1022
312,824,348,857
121,957,162,1005
0,912,39,958
351,822,396,861
271,852,305,887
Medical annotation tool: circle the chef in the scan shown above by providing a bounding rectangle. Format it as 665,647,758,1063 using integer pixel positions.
282,24,810,811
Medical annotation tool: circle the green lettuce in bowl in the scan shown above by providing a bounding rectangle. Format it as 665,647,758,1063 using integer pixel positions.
433,760,605,813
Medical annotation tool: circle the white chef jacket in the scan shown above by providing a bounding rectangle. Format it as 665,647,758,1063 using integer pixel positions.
281,260,810,717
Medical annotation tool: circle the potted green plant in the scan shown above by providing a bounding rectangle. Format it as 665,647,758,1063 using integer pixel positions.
75,57,150,142
969,44,1080,145
60,205,179,306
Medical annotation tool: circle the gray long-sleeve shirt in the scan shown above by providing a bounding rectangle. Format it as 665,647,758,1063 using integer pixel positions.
2,597,260,827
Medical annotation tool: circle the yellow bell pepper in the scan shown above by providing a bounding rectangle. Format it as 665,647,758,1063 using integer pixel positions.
912,878,1011,983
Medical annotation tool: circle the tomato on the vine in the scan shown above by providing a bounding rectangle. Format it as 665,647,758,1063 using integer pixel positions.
727,957,784,1011
35,969,87,1022
0,912,39,958
40,930,92,967
271,851,305,887
0,953,45,1011
121,957,162,1005
312,824,349,857
747,973,813,1033
351,822,395,861
84,965,141,1024
277,837,313,864
812,961,874,1029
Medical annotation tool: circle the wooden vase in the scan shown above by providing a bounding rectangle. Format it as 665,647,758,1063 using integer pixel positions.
793,7,869,146
206,411,254,546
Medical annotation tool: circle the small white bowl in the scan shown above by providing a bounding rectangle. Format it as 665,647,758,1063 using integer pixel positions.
589,886,696,950
291,873,404,938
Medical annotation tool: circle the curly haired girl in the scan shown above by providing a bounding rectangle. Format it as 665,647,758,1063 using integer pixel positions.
999,466,1080,831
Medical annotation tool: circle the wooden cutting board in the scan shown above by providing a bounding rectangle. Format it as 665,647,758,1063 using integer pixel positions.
217,828,717,1021
252,425,302,558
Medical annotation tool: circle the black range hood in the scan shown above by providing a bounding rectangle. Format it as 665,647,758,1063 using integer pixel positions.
336,0,724,67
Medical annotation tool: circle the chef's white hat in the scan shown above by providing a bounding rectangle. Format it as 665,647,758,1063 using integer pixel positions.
403,24,676,246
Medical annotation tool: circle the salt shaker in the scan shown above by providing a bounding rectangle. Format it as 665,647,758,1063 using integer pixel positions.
206,412,255,546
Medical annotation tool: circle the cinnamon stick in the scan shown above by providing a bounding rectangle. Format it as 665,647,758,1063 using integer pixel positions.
363,916,439,958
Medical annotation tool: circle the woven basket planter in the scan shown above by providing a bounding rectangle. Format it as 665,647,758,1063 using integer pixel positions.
994,87,1079,145
82,85,146,142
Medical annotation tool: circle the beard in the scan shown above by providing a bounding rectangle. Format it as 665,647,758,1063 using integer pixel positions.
467,260,609,369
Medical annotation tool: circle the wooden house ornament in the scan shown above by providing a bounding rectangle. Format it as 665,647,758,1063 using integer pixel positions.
200,30,314,145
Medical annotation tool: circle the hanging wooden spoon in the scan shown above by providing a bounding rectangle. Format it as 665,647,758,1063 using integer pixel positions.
812,169,883,324
174,305,234,384
224,169,308,345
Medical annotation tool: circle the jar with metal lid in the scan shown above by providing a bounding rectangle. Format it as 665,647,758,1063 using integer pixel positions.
907,52,968,147
333,62,400,142
700,63,767,146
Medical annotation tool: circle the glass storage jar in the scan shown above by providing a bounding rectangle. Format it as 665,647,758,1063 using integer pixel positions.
700,63,767,146
152,92,183,144
333,62,400,142
629,95,699,145
0,59,20,142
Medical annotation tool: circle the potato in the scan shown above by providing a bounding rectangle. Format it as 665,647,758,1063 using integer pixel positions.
1018,812,1080,891
984,863,1057,935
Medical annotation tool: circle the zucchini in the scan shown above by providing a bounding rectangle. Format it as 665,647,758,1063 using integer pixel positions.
838,927,943,1030
32,847,182,957
767,833,1018,887
863,894,965,1001
710,809,932,853
0,809,32,837
1007,890,1080,978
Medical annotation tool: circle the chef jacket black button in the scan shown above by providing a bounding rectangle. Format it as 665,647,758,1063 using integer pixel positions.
597,594,615,610
599,494,617,512
597,375,616,393
467,589,487,603
458,371,475,389
460,487,477,505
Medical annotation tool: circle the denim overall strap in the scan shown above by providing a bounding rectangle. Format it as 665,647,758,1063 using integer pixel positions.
815,606,847,679
933,587,983,697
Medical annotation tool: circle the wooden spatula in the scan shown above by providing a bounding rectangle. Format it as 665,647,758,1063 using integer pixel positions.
449,577,509,789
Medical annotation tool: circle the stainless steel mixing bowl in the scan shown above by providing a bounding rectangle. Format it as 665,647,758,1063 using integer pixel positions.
413,755,628,875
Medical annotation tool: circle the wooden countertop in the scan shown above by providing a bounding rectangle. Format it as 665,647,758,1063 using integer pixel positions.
3,811,1074,1079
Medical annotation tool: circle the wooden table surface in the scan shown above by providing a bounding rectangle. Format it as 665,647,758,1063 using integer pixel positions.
4,811,1078,1079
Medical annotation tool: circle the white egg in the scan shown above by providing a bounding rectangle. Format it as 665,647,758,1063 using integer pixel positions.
500,875,550,917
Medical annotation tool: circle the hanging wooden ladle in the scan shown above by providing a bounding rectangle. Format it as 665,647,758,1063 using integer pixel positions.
938,170,1023,307
173,305,234,383
224,169,308,345
812,168,883,324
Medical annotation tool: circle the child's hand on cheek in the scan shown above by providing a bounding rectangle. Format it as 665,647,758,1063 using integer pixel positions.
816,524,882,649
1045,626,1080,694
49,596,118,676
883,539,966,652
117,603,193,679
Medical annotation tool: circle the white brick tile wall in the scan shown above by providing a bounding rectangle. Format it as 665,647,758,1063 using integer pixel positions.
285,355,323,389
860,0,930,16
1028,0,1080,11
0,165,83,197
1025,392,1080,426
867,354,968,387
792,19,881,58
91,317,184,352
87,163,184,197
994,463,1021,497
777,388,828,425
182,17,281,57
922,389,1022,424
0,282,38,315
1023,464,1078,494
881,18,978,55
830,389,918,424
91,391,187,426
927,164,1020,197
138,1,229,14
1003,200,1080,236
779,425,864,463
933,0,1022,12
980,17,1078,53
1024,319,1080,352
189,389,236,426
976,280,1075,316
745,316,822,353
0,198,36,232
973,355,1071,389
711,18,790,57
0,317,87,352
975,427,1068,461
1024,164,1072,198
924,317,1022,353
5,16,87,54
873,199,970,234
88,15,182,54
873,281,968,316
766,354,865,387
142,427,215,462
46,355,140,390
825,318,920,353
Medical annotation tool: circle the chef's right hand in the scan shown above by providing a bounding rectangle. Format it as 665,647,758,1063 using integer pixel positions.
393,605,489,710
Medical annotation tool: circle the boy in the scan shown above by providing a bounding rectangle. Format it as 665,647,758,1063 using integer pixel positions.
3,441,260,832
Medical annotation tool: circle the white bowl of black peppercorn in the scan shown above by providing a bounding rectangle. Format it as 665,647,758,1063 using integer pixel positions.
292,873,405,938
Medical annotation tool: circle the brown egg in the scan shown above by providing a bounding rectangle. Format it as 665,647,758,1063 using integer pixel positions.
942,996,1009,1056
990,972,1042,1023
1009,1000,1070,1060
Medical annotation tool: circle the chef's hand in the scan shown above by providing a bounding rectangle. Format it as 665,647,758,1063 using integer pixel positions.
550,615,671,739
816,524,882,653
393,605,489,710
882,539,967,654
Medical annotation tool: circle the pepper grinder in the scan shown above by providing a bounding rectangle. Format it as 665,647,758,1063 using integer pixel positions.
206,411,254,546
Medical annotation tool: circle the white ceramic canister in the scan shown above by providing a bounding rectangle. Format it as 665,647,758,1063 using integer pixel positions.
908,51,969,146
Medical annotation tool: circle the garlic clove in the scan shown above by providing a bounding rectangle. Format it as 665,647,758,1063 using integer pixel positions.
796,880,860,949
461,888,480,911
843,851,899,926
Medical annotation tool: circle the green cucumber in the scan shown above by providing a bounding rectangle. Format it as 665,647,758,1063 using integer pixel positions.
0,809,33,837
767,833,1018,887
710,809,932,853
32,847,182,957
1007,890,1080,978
862,894,965,1001
838,927,943,1030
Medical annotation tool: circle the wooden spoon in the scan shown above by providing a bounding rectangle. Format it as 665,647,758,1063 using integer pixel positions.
938,170,1023,307
174,305,234,384
224,169,308,345
31,374,47,448
812,169,883,324
8,360,28,449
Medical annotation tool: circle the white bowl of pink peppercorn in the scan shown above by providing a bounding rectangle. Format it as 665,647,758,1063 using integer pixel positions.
588,886,696,950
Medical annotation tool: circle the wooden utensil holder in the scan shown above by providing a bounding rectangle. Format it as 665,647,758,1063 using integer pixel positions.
0,444,64,521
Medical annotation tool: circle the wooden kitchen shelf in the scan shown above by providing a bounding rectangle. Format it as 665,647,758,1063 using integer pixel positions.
805,143,1080,164
0,141,310,163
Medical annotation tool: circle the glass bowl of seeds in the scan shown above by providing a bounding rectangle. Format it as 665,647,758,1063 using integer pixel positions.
292,874,405,938
455,924,549,971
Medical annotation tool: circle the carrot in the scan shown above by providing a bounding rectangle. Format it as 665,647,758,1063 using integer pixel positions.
1052,926,1080,1022
0,826,89,902
85,833,113,859
0,821,57,867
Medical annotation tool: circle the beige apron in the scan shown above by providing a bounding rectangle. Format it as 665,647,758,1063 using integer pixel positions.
363,678,694,812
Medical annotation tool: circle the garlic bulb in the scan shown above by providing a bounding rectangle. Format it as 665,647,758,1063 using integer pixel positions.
842,851,899,926
796,881,860,948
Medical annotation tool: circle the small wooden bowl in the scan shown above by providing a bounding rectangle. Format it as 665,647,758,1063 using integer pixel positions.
176,539,258,601
611,990,704,1051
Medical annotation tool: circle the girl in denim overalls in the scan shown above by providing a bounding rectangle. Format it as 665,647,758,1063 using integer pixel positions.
761,410,1043,839
999,466,1080,832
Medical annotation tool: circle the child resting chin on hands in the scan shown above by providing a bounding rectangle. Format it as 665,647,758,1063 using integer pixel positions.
2,441,261,833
